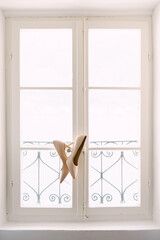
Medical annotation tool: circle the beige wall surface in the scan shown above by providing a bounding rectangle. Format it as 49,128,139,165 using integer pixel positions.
0,10,6,225
1,1,160,239
153,2,160,224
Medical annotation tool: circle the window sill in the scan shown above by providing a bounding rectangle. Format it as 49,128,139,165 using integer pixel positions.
0,220,160,231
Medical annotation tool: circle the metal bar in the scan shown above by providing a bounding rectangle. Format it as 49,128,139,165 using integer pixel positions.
20,147,55,150
20,87,73,90
58,158,61,204
37,151,41,203
120,151,124,203
88,86,141,90
100,152,103,203
88,147,141,151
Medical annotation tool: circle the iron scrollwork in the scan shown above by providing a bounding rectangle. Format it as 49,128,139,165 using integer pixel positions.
22,140,139,207
22,142,71,206
90,140,139,205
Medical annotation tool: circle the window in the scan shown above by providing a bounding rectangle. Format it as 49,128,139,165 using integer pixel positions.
6,17,152,221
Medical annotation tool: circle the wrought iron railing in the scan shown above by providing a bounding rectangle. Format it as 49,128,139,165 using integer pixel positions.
89,150,139,205
21,140,139,207
22,148,71,206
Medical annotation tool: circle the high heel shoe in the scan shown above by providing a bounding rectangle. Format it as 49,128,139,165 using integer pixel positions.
66,135,87,179
53,140,69,183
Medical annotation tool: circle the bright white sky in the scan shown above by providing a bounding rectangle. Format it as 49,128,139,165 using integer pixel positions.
20,29,141,146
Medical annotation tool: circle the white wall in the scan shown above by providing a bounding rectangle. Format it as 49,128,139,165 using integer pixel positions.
0,10,6,225
152,2,160,224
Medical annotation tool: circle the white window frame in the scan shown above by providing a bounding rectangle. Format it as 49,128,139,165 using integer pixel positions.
83,18,152,220
6,17,152,222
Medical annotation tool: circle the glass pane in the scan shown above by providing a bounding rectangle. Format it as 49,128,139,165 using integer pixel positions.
20,90,72,146
21,150,72,208
89,90,140,148
20,29,72,87
89,29,141,87
89,150,140,207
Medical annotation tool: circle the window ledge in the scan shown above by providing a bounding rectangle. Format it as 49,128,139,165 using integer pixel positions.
0,220,160,231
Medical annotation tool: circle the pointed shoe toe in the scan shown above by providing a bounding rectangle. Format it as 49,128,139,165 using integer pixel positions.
60,165,69,183
66,135,87,179
53,140,69,183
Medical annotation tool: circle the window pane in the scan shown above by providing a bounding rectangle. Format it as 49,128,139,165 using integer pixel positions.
89,90,140,147
20,90,72,146
89,150,140,207
21,150,72,208
20,29,72,87
89,29,141,87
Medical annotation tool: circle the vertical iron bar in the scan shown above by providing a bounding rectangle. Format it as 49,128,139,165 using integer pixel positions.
37,151,40,203
59,157,61,204
101,151,103,203
121,151,124,203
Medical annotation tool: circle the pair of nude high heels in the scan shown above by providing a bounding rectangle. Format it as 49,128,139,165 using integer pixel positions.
53,135,87,183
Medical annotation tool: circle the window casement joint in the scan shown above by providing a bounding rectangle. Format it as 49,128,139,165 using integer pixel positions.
83,203,88,219
9,51,13,60
10,180,14,187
